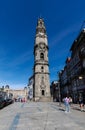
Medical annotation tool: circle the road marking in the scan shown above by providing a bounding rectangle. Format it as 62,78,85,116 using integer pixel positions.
9,113,20,130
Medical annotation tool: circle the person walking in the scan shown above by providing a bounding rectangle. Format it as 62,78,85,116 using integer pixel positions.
69,97,73,106
79,97,84,112
64,96,70,113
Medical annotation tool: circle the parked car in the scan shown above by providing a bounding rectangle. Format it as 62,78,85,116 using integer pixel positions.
5,98,14,106
0,96,6,109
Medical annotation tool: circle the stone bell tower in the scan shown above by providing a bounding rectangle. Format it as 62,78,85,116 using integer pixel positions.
33,18,51,101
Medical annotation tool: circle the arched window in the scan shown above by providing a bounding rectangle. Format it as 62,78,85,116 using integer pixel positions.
40,53,44,59
41,66,44,72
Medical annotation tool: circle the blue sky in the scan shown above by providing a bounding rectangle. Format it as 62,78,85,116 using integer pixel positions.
0,0,85,89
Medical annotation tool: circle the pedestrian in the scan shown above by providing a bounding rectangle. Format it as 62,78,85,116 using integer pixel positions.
79,97,84,112
64,96,70,113
69,97,73,106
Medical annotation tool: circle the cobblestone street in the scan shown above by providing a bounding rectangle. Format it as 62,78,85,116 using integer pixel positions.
0,102,85,130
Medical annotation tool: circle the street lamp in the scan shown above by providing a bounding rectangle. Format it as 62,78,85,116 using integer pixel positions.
79,76,83,80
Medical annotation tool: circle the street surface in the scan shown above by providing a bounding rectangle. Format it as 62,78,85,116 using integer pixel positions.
0,101,85,130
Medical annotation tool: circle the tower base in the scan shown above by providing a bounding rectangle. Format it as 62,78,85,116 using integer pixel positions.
34,96,51,102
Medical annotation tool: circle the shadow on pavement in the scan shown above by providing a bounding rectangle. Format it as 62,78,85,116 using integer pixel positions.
72,107,85,112
59,108,65,111
72,107,80,111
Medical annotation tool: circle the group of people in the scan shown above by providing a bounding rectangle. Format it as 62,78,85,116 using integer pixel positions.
63,96,84,113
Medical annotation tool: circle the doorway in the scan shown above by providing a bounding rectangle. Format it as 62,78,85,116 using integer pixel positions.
42,90,45,96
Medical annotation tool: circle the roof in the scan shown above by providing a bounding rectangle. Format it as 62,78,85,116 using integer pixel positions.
70,28,85,51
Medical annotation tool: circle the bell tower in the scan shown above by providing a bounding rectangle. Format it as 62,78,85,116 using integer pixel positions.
33,18,51,101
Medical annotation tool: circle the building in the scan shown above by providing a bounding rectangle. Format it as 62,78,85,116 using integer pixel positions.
70,28,85,103
9,88,28,100
0,85,28,101
33,18,51,101
60,66,68,98
59,28,85,103
28,76,34,100
51,81,59,102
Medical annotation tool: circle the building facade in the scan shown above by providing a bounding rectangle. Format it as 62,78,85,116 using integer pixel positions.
0,85,28,101
28,76,34,100
60,28,85,103
33,18,51,101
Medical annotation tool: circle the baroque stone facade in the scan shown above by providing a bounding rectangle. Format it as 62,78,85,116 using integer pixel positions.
33,18,51,101
2,87,28,100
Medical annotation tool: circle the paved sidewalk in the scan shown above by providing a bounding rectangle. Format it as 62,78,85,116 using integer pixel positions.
55,102,85,112
0,102,85,130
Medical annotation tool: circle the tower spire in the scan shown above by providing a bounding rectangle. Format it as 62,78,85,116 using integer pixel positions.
36,18,46,35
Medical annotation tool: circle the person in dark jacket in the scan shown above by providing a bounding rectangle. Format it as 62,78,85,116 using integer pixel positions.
79,97,84,112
